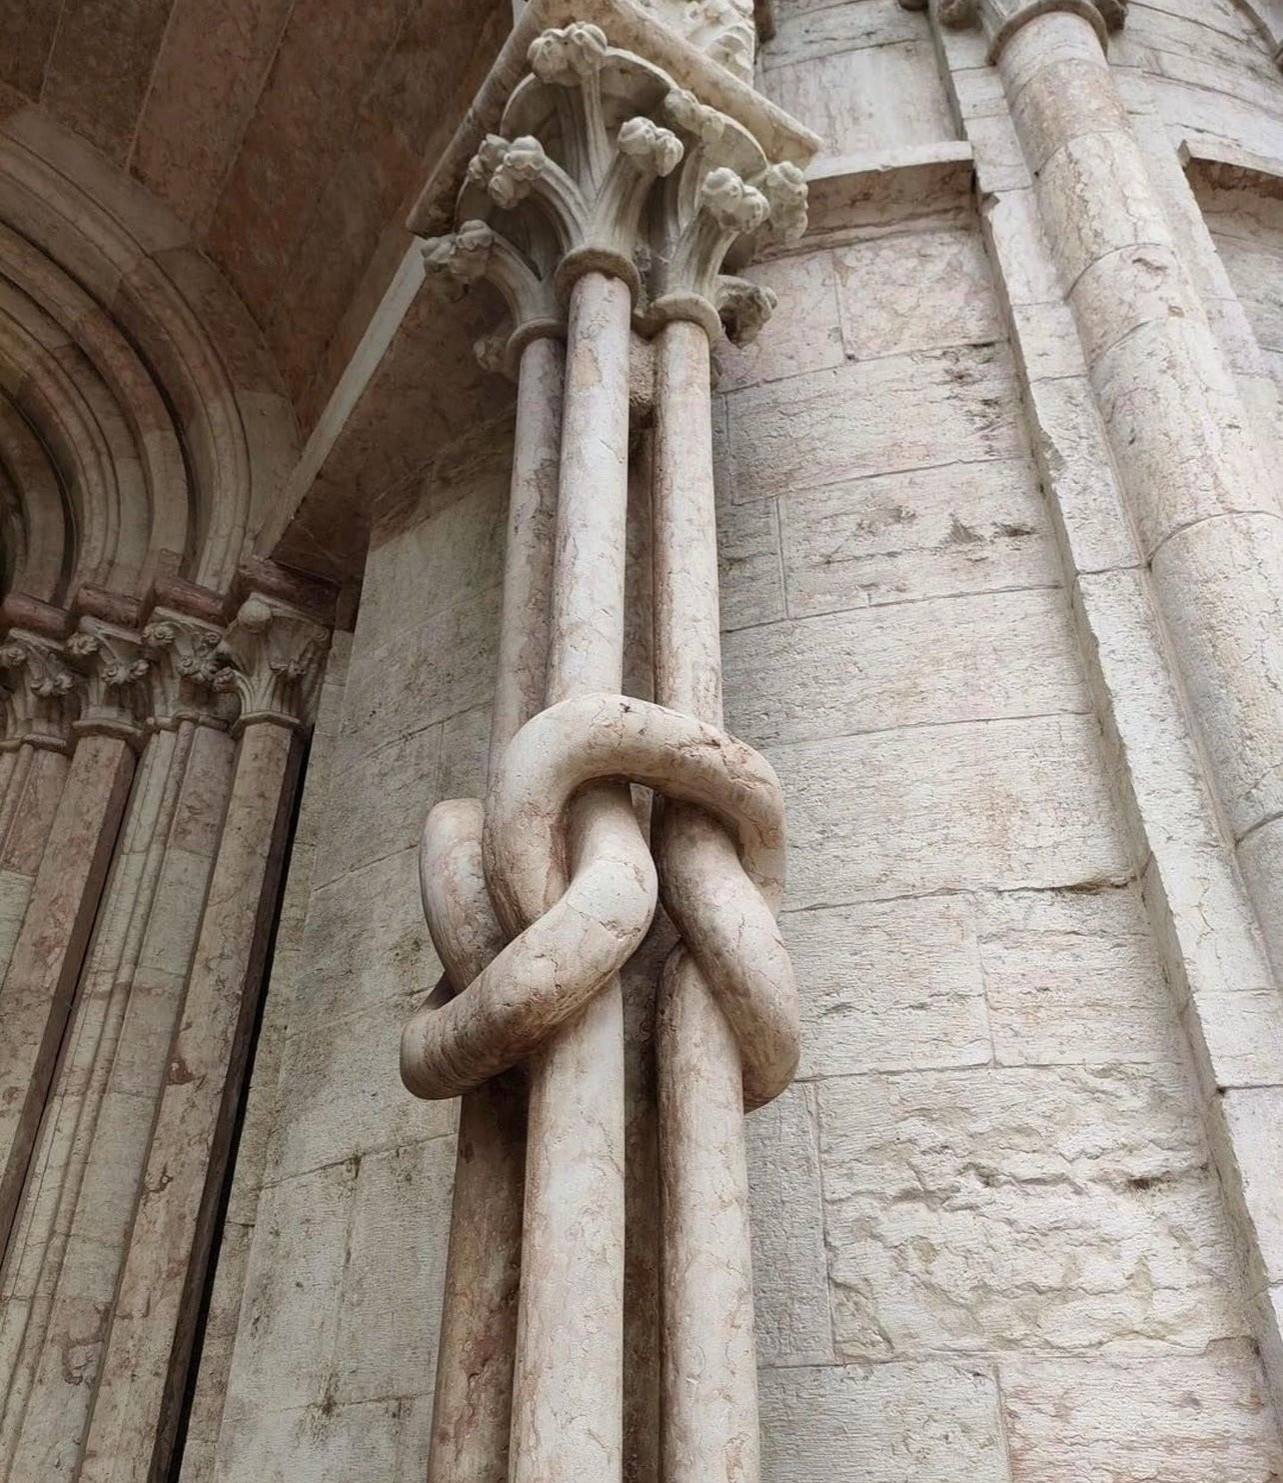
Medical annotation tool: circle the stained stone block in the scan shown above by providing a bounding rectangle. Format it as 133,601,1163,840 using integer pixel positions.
713,250,845,392
723,588,1084,749
268,990,456,1181
331,1137,455,1404
298,846,437,1025
999,1347,1283,1482
778,714,1129,909
335,591,500,771
725,348,1027,505
758,1361,1007,1483
778,457,1056,618
359,476,508,646
746,1083,833,1366
764,41,956,160
311,721,442,890
716,493,787,632
833,227,1003,361
218,1161,357,1425
819,1065,1248,1358
784,895,991,1077
977,885,1183,1067
212,1393,433,1483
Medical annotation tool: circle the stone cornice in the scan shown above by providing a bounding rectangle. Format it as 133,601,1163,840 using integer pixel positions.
214,595,329,735
0,631,78,753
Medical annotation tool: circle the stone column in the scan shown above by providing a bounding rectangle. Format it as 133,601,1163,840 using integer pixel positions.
0,621,142,1258
0,633,76,982
418,221,564,1483
401,23,809,1480
941,0,1283,967
78,595,326,1483
0,613,233,1481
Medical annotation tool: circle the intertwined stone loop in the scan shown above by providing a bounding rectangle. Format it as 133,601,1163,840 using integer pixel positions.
401,693,798,1107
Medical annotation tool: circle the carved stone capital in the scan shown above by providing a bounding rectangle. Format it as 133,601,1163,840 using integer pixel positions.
642,95,807,338
422,219,563,379
469,24,686,298
214,595,328,734
434,24,809,357
0,631,78,752
900,0,1125,53
65,618,149,745
141,609,227,730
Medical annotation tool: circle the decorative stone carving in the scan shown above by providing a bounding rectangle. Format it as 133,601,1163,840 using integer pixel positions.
65,618,150,744
141,608,226,728
214,595,328,733
642,0,757,81
402,21,807,1481
900,0,1127,43
0,632,77,752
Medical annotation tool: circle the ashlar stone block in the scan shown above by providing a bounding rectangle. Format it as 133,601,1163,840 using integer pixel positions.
819,1065,1249,1358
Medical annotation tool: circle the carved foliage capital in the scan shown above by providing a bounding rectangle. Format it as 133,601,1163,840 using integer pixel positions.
215,595,328,734
902,0,1126,48
65,618,149,744
142,609,226,728
0,631,78,751
438,26,809,351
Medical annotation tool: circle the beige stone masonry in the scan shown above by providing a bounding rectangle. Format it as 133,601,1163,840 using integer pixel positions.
925,0,1283,1418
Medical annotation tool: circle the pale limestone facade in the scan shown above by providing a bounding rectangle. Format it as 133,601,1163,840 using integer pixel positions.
3,0,1283,1479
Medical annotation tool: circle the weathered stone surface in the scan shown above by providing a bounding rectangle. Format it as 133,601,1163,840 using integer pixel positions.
724,347,1027,505
758,1361,1008,1483
713,250,845,392
746,1084,833,1366
724,587,1084,748
977,885,1183,1067
269,990,455,1181
1000,1346,1283,1482
820,1064,1248,1358
331,1137,455,1404
779,714,1130,909
778,457,1056,617
785,895,991,1077
832,227,1002,361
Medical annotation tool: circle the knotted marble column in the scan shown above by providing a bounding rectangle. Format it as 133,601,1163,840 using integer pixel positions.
403,23,807,1480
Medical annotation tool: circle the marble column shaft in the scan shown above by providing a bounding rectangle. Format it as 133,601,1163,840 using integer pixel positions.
0,717,235,1479
652,317,760,1482
79,716,304,1483
509,268,635,1483
0,745,70,982
0,732,136,1256
427,333,564,1483
994,7,1283,964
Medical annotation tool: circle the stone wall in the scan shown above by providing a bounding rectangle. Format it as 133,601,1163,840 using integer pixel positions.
195,0,1283,1478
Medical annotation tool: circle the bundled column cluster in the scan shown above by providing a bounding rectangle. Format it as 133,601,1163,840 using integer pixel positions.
401,20,807,1482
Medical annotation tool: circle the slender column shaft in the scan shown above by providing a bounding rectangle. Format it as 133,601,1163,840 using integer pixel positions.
509,270,633,1482
1,720,234,1478
0,733,135,1257
429,334,563,1483
0,745,69,982
995,10,1283,959
652,318,759,1481
79,720,302,1483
